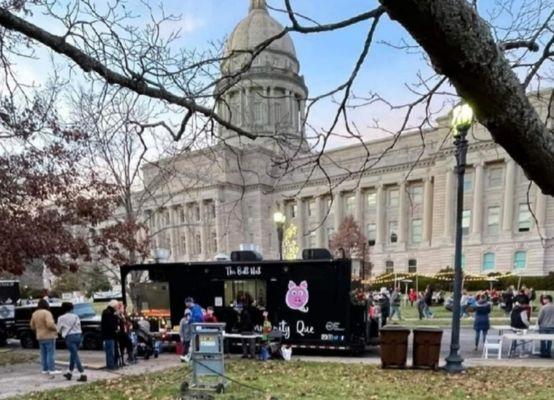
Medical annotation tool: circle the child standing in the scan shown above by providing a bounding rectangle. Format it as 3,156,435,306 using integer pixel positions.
260,311,272,361
179,309,192,362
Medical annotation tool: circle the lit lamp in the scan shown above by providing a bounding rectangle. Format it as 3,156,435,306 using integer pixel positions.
444,103,474,374
273,211,286,260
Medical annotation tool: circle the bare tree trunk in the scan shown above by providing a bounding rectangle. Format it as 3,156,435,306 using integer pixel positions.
380,0,554,195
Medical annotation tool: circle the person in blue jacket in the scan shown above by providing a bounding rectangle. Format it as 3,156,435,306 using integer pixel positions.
185,297,204,323
473,294,491,351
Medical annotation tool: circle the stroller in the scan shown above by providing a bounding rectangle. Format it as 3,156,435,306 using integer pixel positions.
132,319,160,360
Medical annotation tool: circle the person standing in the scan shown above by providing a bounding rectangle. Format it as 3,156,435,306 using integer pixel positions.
416,292,425,320
57,302,87,381
473,295,491,351
510,301,530,356
390,287,402,321
538,295,554,358
179,309,192,362
408,288,417,307
239,300,256,359
30,298,61,375
203,306,218,323
423,285,434,319
101,299,119,370
185,297,204,323
378,288,390,327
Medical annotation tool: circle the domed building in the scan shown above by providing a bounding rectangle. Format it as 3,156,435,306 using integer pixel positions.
216,0,308,150
139,0,554,278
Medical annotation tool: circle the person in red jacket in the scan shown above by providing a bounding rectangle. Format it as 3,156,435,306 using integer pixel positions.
203,306,218,323
408,288,417,307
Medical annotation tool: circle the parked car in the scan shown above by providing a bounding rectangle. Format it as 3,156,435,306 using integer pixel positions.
14,302,103,350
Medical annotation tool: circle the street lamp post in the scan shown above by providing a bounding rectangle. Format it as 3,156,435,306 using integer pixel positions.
444,103,474,374
273,211,286,261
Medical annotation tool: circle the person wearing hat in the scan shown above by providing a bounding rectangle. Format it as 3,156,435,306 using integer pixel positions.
101,299,120,369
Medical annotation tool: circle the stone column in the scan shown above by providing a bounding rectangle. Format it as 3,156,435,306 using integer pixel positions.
333,192,343,232
292,93,298,132
398,182,407,244
355,188,364,225
535,186,547,234
185,204,193,259
266,87,271,126
502,159,516,235
422,177,434,244
168,206,178,261
299,98,306,136
471,163,484,240
443,168,454,243
375,185,385,246
244,88,250,127
214,196,224,254
297,197,305,252
199,200,208,260
315,195,325,247
239,88,245,126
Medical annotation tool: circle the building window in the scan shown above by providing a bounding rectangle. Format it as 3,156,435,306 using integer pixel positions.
410,219,422,243
482,252,495,271
287,203,297,219
385,260,394,274
345,195,356,216
388,221,398,243
180,235,187,255
211,232,218,253
487,206,500,235
463,172,473,192
307,199,316,217
193,204,200,222
408,259,417,273
517,204,531,232
462,210,471,236
514,251,527,270
366,223,376,242
208,203,216,220
179,207,186,224
487,167,503,188
326,227,335,247
163,209,170,226
366,192,376,209
410,185,423,205
388,189,399,208
195,234,202,255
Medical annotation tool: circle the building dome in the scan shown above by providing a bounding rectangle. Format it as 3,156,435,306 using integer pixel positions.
223,0,298,72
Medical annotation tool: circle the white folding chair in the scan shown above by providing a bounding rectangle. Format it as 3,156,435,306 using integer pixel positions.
483,335,503,359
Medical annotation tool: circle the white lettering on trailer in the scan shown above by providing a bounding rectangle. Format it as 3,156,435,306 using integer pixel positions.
225,266,261,277
296,320,315,337
278,320,290,339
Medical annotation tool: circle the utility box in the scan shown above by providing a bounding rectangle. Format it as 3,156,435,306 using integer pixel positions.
182,323,227,396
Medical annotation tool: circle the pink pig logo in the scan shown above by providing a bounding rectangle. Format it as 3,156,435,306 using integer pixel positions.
285,280,309,313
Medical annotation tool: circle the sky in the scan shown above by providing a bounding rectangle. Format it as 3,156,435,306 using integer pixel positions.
10,0,550,148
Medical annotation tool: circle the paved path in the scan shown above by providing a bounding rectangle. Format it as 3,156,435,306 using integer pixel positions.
0,328,552,399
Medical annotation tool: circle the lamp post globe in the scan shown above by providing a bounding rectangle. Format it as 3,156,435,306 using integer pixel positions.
444,102,473,374
273,211,286,260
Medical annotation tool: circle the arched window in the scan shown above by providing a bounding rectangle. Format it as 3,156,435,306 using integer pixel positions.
514,251,527,270
482,252,495,271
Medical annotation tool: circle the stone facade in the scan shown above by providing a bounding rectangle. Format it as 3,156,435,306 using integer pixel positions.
140,1,554,277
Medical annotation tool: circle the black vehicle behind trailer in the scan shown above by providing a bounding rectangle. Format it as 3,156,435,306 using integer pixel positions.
121,258,379,353
0,280,20,345
14,302,103,350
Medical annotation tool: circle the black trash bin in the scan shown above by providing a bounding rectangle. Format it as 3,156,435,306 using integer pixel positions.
379,326,410,369
412,328,443,370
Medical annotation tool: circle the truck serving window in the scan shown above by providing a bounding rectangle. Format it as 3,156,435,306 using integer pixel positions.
124,269,170,320
73,303,96,319
224,280,266,308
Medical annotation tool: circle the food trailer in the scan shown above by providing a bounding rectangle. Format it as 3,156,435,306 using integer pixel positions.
120,256,379,353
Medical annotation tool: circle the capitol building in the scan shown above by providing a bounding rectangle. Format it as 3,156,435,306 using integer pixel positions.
140,0,553,277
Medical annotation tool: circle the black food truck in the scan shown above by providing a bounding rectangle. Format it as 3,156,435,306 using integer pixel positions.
121,253,379,353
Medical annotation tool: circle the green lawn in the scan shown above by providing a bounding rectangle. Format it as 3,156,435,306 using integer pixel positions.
10,360,554,400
